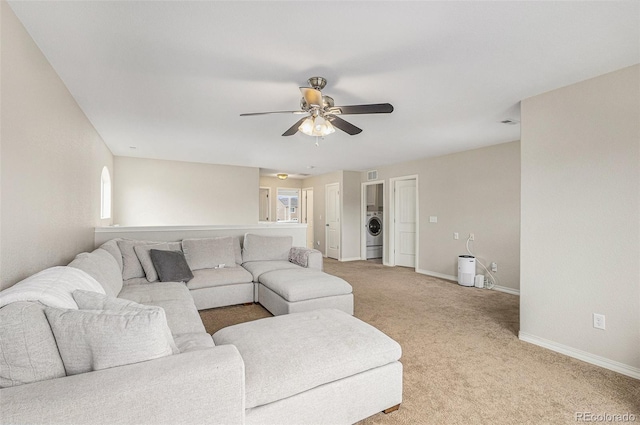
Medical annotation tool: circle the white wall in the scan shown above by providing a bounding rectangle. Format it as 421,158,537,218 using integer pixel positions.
1,1,114,289
520,65,639,376
366,141,521,292
113,156,259,226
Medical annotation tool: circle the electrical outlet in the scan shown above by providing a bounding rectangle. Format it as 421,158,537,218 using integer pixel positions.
469,233,474,241
593,313,605,330
491,262,497,272
453,232,459,240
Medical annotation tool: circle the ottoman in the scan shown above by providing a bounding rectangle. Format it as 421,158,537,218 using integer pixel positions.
212,309,403,425
257,268,354,316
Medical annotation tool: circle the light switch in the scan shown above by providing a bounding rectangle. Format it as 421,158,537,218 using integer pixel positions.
429,216,437,223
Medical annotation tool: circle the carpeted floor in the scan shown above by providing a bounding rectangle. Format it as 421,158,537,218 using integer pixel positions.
199,259,640,424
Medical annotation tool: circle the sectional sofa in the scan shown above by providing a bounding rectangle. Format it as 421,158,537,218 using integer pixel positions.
0,234,403,424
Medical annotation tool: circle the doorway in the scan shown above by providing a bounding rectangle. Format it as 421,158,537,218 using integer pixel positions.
301,188,314,249
325,182,340,259
361,181,384,261
390,176,418,268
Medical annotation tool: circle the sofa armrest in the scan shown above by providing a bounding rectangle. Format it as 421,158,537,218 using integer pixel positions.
289,247,323,270
0,345,245,425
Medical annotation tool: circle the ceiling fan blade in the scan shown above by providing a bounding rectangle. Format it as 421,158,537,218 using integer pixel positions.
240,110,306,116
326,115,362,135
330,103,394,115
282,116,309,136
300,87,323,107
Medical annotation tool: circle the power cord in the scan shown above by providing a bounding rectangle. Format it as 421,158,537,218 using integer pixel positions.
465,237,496,290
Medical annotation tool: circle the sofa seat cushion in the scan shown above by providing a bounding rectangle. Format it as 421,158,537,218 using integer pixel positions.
258,269,352,302
187,267,253,290
118,283,205,335
242,261,300,282
212,309,402,409
173,333,215,353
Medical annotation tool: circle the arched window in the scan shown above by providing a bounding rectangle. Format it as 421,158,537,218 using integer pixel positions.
100,166,112,219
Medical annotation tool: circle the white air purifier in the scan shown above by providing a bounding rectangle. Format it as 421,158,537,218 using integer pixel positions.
458,255,476,287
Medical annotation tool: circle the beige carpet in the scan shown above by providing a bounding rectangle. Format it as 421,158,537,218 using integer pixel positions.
199,259,640,424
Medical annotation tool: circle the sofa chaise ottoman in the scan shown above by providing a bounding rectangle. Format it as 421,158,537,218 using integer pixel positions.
214,308,402,425
257,268,354,316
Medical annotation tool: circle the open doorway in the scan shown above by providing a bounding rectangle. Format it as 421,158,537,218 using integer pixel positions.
361,181,384,262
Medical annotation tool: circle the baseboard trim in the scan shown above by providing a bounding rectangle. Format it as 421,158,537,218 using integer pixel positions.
492,285,520,296
339,257,362,262
519,332,640,380
416,269,456,282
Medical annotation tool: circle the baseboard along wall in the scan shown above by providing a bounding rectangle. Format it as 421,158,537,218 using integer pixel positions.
519,332,640,380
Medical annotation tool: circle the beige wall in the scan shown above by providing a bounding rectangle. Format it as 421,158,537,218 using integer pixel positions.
113,157,259,226
259,176,303,223
301,171,342,255
366,141,521,292
341,171,362,260
520,65,640,373
1,1,114,289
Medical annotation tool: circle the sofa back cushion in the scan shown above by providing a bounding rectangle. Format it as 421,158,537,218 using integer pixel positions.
242,234,293,263
68,249,123,297
99,239,123,272
0,302,66,388
182,237,237,271
0,266,105,310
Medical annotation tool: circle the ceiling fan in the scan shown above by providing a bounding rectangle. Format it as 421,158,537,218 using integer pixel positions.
240,77,393,137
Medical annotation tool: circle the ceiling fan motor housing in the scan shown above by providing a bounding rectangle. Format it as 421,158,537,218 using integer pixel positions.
308,76,327,90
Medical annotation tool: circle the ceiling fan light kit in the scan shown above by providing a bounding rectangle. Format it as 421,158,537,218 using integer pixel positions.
240,77,393,138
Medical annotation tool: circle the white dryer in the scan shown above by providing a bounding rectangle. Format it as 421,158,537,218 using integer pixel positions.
366,212,383,259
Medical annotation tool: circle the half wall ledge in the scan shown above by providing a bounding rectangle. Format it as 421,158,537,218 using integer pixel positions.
94,224,308,248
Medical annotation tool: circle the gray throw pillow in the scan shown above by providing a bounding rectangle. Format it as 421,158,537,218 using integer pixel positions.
150,249,194,283
44,306,175,376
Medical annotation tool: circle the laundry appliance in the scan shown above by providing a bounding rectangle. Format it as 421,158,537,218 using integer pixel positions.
366,212,383,259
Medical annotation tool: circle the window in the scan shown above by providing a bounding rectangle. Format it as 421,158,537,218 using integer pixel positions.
100,166,111,219
276,189,300,222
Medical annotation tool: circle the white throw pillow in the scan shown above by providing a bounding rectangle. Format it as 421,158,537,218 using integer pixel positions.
134,243,170,282
45,305,175,376
72,290,179,354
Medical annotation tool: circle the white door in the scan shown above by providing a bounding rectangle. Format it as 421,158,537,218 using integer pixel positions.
394,179,416,267
325,183,340,259
259,188,270,221
304,189,314,249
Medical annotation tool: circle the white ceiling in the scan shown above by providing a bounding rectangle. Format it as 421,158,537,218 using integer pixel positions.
9,1,639,177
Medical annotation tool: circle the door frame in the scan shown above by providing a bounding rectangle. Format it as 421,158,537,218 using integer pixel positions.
302,187,314,249
325,182,340,259
389,175,419,269
259,186,271,222
361,180,385,261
